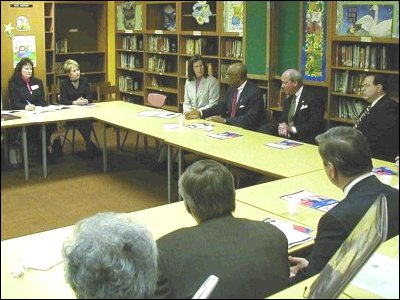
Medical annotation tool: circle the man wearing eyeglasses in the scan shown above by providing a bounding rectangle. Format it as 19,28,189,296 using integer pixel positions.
355,74,398,161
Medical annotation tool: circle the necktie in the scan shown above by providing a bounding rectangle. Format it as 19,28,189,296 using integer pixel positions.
230,89,238,118
354,105,371,129
287,95,296,126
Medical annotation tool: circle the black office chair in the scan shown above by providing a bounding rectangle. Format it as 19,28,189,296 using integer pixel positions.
52,84,100,153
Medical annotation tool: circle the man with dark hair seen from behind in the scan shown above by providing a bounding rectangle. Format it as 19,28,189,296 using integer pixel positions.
289,127,399,284
62,212,158,299
154,159,290,299
354,73,399,161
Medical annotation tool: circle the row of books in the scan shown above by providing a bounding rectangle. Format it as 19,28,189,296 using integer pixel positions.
224,39,243,58
333,70,367,95
334,44,390,70
147,55,171,73
118,75,141,92
121,35,143,51
184,38,217,56
120,53,142,69
55,38,68,54
148,35,177,53
335,97,367,120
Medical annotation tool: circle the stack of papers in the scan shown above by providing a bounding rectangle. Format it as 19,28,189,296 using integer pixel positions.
263,218,314,248
30,105,71,114
281,190,339,212
265,139,303,150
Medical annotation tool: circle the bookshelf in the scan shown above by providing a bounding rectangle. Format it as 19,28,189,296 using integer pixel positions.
45,2,107,101
328,2,399,125
44,1,55,103
115,1,247,112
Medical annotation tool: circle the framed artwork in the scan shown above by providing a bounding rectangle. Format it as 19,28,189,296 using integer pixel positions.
116,1,142,31
12,35,36,68
301,1,327,82
336,1,399,38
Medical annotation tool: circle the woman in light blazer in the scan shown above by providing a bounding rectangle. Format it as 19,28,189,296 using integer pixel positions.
183,54,219,114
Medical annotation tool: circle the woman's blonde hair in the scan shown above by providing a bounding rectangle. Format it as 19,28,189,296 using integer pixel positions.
63,59,80,74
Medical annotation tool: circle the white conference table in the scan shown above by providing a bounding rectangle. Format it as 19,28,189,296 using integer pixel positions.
1,201,313,299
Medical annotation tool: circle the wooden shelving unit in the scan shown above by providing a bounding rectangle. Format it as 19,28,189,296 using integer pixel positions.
44,1,108,103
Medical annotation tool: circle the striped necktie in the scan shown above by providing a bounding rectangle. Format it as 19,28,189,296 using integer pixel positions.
354,105,371,129
287,95,297,126
230,89,238,118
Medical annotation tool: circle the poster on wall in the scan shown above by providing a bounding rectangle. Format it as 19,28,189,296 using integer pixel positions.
335,1,399,38
223,1,244,33
12,35,36,67
301,1,327,82
116,1,142,31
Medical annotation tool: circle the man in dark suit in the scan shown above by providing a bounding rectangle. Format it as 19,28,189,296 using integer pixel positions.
154,159,290,299
354,74,399,161
275,69,324,144
186,62,265,131
289,127,399,284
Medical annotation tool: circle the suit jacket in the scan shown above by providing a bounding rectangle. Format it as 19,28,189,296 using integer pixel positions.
293,175,399,283
202,80,265,131
154,215,290,299
183,75,219,113
356,95,399,161
280,87,324,144
60,76,93,105
9,77,47,109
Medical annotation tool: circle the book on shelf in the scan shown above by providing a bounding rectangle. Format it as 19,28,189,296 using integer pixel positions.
263,217,314,248
207,131,243,140
281,190,339,212
265,139,303,150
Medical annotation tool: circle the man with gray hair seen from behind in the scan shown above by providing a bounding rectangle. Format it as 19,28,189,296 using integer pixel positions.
154,159,290,299
289,127,399,284
62,212,158,299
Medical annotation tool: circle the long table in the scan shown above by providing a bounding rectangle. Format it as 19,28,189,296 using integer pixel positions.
0,201,313,299
235,162,399,230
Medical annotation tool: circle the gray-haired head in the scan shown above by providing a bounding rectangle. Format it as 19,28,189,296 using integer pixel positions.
316,126,372,177
179,159,236,223
283,69,303,85
62,212,158,299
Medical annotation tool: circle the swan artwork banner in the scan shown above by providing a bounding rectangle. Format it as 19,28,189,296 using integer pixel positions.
336,1,399,38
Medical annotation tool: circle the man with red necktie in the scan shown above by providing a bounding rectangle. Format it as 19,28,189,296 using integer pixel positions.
186,62,265,131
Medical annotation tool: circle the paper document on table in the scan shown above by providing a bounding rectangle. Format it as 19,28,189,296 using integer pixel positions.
372,166,397,175
351,252,399,299
137,110,180,118
185,123,214,131
18,244,63,271
265,139,303,150
263,218,314,248
281,190,339,212
207,131,242,140
31,105,71,114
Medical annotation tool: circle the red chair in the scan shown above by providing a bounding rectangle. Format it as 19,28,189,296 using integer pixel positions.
120,93,167,153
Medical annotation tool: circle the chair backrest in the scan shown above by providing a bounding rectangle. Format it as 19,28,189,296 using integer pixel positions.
147,93,167,108
52,84,60,104
90,81,111,102
96,85,119,102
